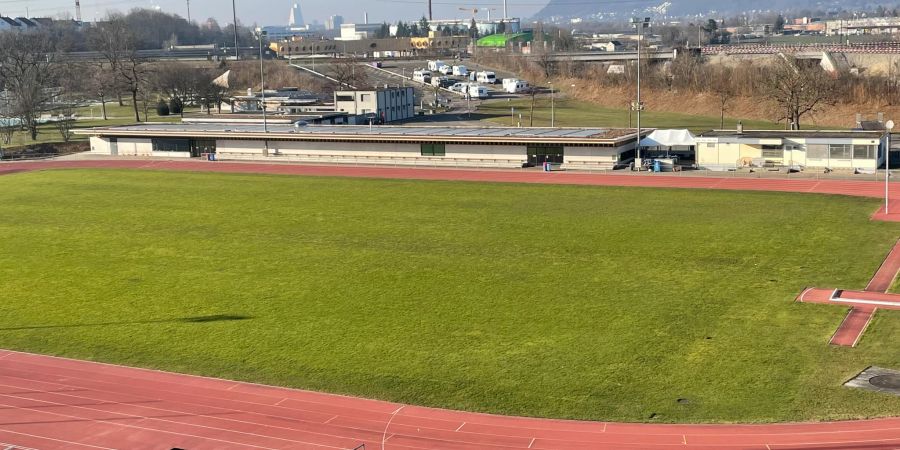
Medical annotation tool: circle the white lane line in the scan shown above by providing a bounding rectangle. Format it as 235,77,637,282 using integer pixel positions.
455,422,466,432
833,297,900,308
682,434,687,445
323,415,339,424
0,429,113,450
0,398,282,450
0,382,379,448
528,437,536,448
0,392,344,450
852,309,877,347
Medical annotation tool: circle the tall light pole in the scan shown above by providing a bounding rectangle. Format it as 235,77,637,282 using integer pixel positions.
232,0,239,60
631,17,650,168
256,28,268,133
886,120,895,214
549,82,555,127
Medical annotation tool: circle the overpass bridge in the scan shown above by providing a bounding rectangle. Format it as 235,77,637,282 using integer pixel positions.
526,49,686,62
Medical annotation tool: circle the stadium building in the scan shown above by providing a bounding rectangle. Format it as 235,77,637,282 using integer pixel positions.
77,125,643,170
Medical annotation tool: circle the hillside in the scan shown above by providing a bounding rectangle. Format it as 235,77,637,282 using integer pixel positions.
533,0,882,21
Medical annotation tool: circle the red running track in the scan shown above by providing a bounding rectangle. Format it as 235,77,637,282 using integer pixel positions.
3,159,900,222
1,160,899,448
0,350,898,450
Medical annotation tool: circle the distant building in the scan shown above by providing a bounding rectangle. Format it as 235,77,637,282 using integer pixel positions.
327,15,344,31
334,87,415,123
591,40,623,52
428,18,520,36
826,17,900,36
260,25,319,42
0,17,21,31
288,3,304,27
338,23,383,40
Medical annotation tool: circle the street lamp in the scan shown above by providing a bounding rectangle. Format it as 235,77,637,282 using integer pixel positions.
886,120,895,214
255,28,268,133
631,17,650,169
232,0,239,60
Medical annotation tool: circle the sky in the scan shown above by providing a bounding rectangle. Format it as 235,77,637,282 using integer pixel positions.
0,0,548,26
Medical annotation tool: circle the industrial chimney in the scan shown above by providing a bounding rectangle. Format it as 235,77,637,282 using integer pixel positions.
428,0,432,20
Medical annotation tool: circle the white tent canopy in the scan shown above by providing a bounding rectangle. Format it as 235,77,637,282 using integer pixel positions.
639,129,696,148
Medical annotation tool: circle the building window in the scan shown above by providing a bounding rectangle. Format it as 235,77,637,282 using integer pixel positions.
336,95,353,102
706,143,716,148
808,144,828,159
829,144,852,159
761,144,783,159
853,145,876,159
421,143,446,156
360,94,371,102
152,138,190,152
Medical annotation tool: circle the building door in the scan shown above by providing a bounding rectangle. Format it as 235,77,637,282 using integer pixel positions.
190,139,216,158
527,145,564,165
109,138,118,156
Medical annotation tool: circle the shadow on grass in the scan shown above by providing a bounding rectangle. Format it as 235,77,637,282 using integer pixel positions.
0,314,252,331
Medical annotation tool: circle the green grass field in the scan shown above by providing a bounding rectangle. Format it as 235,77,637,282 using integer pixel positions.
478,98,780,132
0,169,898,423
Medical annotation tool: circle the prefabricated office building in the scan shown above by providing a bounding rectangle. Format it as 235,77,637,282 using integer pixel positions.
79,124,643,169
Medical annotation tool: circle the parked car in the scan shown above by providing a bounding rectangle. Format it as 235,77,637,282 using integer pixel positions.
431,76,453,88
449,82,468,94
412,69,432,84
452,65,468,76
439,65,453,75
368,61,383,68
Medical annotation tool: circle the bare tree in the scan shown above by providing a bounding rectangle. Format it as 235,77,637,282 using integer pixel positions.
52,106,76,142
88,17,151,122
709,67,735,129
0,31,65,140
328,58,368,90
762,55,836,130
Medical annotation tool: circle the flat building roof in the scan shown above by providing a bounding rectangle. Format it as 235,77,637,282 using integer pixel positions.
77,124,643,146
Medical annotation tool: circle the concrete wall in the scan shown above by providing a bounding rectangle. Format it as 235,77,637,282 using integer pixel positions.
89,137,110,154
563,146,626,169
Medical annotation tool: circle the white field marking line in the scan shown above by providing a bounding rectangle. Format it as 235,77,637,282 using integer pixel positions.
0,398,284,450
0,381,385,447
273,397,288,406
324,415,339,424
682,435,687,445
828,289,841,302
0,361,393,427
383,406,405,449
10,376,900,448
455,422,466,432
831,297,900,308
225,383,241,391
528,437,536,448
797,287,812,302
0,374,565,448
4,356,899,440
0,392,345,450
0,349,401,414
851,309,877,348
0,429,113,450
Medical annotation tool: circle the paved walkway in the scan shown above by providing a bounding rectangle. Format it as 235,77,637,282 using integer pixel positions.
1,159,899,449
0,351,898,450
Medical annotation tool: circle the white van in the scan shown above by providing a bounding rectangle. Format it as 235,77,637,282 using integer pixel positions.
503,78,530,93
439,65,453,75
427,60,446,72
467,84,489,99
452,65,468,76
412,69,432,84
476,71,497,84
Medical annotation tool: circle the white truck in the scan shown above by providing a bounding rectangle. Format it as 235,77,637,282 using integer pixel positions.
427,60,447,72
452,65,468,76
412,69,432,84
502,78,530,93
476,71,497,84
438,65,454,75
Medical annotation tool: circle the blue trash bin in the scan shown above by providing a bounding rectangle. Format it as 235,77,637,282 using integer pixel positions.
653,160,661,173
